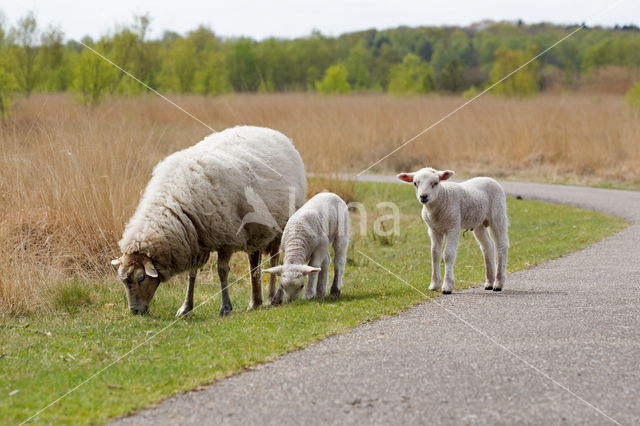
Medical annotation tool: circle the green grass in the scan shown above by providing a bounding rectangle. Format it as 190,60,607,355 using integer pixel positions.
1,181,627,425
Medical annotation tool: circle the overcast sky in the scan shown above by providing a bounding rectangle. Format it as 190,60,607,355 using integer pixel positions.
1,0,638,41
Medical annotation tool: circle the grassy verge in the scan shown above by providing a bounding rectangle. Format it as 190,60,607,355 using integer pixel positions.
1,181,627,425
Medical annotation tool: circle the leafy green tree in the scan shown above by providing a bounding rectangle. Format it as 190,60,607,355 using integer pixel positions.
71,42,117,105
490,46,540,97
160,37,197,93
345,42,373,90
0,57,17,119
38,26,70,91
438,59,467,92
10,11,41,96
195,51,230,95
228,39,259,91
315,64,350,94
388,53,434,95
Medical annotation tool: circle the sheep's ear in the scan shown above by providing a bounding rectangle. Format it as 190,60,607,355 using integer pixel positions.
143,259,159,278
397,173,415,183
111,258,121,267
263,266,284,275
439,170,455,181
300,265,322,275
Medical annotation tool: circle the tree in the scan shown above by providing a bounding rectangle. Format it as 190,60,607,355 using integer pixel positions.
38,26,69,91
195,51,230,95
71,42,117,105
387,53,434,95
490,46,540,97
345,42,372,90
438,59,467,92
10,11,41,96
0,57,17,119
315,64,350,94
227,39,259,92
160,37,198,93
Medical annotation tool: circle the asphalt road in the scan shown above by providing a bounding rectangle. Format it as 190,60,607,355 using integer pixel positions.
113,178,640,425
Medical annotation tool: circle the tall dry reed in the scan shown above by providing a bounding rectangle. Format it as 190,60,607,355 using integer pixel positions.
1,92,638,314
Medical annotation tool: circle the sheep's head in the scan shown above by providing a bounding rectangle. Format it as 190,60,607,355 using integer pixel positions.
397,167,454,205
111,253,161,315
263,264,321,301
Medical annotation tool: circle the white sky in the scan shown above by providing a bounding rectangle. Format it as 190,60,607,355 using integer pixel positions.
1,0,638,41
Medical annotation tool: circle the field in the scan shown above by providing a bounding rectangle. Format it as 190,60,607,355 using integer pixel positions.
1,180,627,424
0,92,638,315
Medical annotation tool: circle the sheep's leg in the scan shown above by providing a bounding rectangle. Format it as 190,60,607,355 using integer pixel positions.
267,242,280,305
442,230,460,294
218,248,233,316
176,268,197,317
304,249,325,300
473,226,496,290
330,235,349,299
247,250,263,310
428,228,444,291
315,253,331,299
490,224,509,291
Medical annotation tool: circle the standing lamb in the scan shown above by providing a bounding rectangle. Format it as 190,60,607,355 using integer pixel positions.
111,126,307,316
397,168,509,294
263,192,349,302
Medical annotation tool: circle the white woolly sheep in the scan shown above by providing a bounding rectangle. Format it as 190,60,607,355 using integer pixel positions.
111,126,307,316
397,168,509,294
263,192,349,302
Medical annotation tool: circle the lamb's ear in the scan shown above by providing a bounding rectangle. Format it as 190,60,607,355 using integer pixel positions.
397,173,415,183
143,259,159,278
263,266,284,275
300,265,322,275
439,170,455,181
111,258,121,267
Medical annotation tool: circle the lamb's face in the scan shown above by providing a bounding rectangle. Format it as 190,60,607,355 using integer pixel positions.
280,267,306,301
263,264,321,302
111,253,161,315
397,168,455,205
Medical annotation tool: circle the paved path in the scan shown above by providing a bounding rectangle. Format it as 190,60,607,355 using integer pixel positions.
113,179,640,425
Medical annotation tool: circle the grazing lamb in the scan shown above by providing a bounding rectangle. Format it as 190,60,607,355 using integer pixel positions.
263,192,349,302
111,126,306,316
397,168,509,294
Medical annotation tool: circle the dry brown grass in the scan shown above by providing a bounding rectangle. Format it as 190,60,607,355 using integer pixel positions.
1,92,639,314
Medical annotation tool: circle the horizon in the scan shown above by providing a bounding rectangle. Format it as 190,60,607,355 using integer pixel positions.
1,0,638,42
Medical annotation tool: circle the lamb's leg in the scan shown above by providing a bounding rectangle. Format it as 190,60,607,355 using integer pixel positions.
442,229,460,294
330,235,348,299
176,268,197,317
428,228,444,291
490,224,509,291
315,253,330,299
218,248,233,316
473,226,496,290
304,249,324,300
267,242,280,305
247,250,263,310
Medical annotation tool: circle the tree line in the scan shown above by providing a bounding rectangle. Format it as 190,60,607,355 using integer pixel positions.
1,12,640,114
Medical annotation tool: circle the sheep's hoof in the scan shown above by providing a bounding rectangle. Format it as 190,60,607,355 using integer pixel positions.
484,286,493,291
329,289,341,300
219,306,233,316
492,287,502,292
247,300,262,311
175,305,193,318
442,289,452,295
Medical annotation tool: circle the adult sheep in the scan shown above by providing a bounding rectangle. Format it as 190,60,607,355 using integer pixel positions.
111,126,307,316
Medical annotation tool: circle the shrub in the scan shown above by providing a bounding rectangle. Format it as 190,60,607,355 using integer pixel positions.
315,64,351,94
625,82,640,109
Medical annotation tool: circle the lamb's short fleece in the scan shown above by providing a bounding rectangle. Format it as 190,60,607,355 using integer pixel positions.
264,192,350,302
398,168,508,294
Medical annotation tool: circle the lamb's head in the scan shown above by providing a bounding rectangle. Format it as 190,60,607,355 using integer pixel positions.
397,167,454,205
111,253,161,315
263,264,321,301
